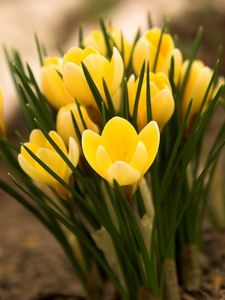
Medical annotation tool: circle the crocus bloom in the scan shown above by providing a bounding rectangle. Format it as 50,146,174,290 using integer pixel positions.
133,28,182,83
128,72,175,130
41,56,74,109
180,60,222,120
0,88,6,136
18,129,79,196
82,117,159,187
83,28,132,66
56,103,99,145
63,46,124,110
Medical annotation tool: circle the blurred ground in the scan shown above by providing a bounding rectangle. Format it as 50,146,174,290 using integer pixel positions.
0,0,225,299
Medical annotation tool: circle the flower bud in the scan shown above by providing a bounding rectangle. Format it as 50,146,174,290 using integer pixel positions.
133,28,182,83
56,103,99,146
83,27,132,66
18,129,79,196
63,47,124,110
128,72,175,130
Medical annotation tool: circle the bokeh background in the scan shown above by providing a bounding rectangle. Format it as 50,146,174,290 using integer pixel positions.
0,0,225,299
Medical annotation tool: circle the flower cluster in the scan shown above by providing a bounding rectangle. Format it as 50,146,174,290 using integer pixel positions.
0,21,224,300
17,27,222,194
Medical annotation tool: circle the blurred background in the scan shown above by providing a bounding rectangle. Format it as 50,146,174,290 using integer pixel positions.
0,1,225,299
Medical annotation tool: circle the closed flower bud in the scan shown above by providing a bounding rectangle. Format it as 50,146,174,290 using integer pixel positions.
82,117,159,189
41,56,74,109
133,28,182,83
63,47,124,110
128,72,175,130
180,60,223,121
0,88,6,136
56,103,99,146
83,28,132,66
18,129,79,196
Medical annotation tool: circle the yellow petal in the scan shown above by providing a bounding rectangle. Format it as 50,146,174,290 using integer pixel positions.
139,121,160,169
104,47,124,94
43,56,61,67
18,154,54,185
30,129,46,147
151,89,175,129
48,131,67,154
82,129,102,174
35,148,67,183
21,142,39,165
68,137,79,167
107,161,140,186
130,141,149,174
56,103,99,145
41,65,74,109
101,117,138,162
63,62,95,107
133,37,150,75
63,47,97,65
95,145,112,178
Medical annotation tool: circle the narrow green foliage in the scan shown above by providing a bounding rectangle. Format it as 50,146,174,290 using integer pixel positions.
132,61,146,127
99,16,113,57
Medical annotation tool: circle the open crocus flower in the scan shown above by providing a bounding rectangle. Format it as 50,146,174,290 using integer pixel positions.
128,72,175,130
83,28,132,66
180,60,223,121
82,117,160,188
133,28,182,84
40,56,74,109
63,46,124,111
0,87,6,136
56,103,99,146
18,129,79,196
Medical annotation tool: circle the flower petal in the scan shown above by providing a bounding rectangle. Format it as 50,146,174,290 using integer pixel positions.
104,47,124,94
139,121,160,169
82,129,102,174
130,141,149,174
151,89,174,129
107,161,140,186
95,145,112,178
101,117,138,162
18,154,54,185
63,62,94,107
68,137,80,167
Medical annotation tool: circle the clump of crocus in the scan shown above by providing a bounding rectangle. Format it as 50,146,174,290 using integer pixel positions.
41,56,74,109
63,47,124,113
133,28,182,83
18,129,79,196
56,103,99,146
128,72,175,130
0,87,6,136
180,60,222,121
82,117,159,189
83,27,132,66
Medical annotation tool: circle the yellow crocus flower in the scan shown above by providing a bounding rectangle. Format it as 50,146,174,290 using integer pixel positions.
56,103,99,146
41,56,74,109
133,28,182,83
0,88,6,136
18,129,79,196
180,60,222,121
82,117,159,187
83,28,132,66
128,72,175,130
63,46,124,110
